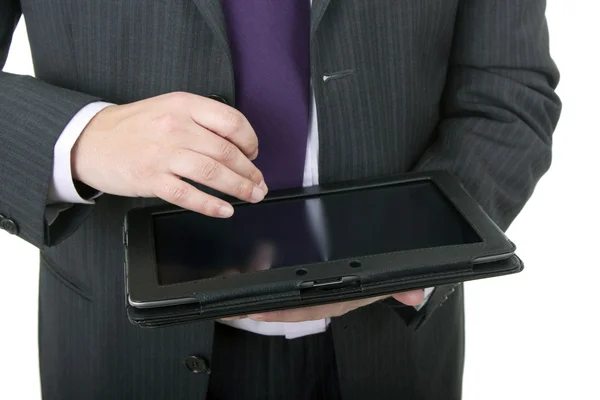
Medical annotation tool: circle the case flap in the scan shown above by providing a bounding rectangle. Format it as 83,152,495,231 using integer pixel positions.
126,254,523,328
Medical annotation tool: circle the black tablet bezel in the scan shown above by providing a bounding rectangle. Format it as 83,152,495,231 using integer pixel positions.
124,170,516,308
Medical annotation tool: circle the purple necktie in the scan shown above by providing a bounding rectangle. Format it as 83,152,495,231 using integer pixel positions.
221,0,311,191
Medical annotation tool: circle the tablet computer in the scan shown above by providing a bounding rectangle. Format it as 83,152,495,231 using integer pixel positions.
123,171,520,317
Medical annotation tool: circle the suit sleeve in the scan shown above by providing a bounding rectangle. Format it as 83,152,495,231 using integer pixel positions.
0,1,103,248
396,0,561,329
412,0,561,231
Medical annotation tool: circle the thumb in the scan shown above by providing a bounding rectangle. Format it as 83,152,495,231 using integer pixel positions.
391,289,425,306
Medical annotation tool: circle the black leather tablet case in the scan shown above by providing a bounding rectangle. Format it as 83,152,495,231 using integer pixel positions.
126,254,523,329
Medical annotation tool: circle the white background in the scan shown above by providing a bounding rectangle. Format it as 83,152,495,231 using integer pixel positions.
1,1,599,399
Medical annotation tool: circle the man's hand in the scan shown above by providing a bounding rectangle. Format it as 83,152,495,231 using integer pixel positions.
71,92,268,217
243,290,425,322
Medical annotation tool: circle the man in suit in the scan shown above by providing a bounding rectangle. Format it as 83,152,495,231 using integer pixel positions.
0,0,561,399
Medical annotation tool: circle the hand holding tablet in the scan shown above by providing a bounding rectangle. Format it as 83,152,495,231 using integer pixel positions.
244,290,426,323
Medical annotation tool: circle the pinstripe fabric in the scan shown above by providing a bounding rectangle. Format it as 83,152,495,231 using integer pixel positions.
312,0,560,233
207,322,342,400
0,0,560,399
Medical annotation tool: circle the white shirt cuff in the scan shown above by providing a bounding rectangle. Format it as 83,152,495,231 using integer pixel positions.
219,318,331,339
47,101,114,204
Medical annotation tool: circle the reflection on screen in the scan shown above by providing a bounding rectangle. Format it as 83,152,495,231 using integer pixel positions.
153,181,482,286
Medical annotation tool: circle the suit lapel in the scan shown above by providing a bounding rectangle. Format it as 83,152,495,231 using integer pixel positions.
190,0,231,55
192,0,331,43
311,0,332,37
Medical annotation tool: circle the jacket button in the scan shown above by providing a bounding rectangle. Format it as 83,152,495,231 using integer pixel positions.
0,215,19,235
207,94,228,105
184,356,211,374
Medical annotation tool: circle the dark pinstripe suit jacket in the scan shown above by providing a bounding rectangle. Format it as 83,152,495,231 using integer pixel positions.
0,1,561,399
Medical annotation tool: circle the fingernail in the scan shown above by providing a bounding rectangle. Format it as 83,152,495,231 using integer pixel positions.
251,186,266,202
258,180,268,194
218,205,234,218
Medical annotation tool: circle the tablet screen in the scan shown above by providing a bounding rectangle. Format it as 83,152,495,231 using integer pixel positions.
153,181,482,286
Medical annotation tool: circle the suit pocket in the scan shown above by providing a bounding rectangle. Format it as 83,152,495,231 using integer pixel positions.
40,255,93,302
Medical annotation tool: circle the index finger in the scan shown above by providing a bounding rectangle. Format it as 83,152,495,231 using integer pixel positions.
189,95,259,160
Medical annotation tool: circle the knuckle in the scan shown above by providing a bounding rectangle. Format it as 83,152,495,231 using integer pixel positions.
216,141,238,162
161,183,189,203
247,168,263,182
197,198,213,215
246,140,259,157
236,181,254,199
220,110,245,135
165,91,191,105
199,160,220,180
